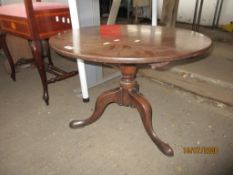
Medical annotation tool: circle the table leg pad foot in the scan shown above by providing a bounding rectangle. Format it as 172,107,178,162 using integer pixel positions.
130,91,174,157
11,73,16,81
157,142,174,157
70,88,121,129
43,91,49,105
70,120,86,128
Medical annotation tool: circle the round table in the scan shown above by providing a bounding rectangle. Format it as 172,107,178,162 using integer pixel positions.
49,25,212,157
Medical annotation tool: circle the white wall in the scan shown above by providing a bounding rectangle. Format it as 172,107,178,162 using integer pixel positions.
2,0,232,26
157,0,233,26
177,0,216,25
77,0,100,27
219,0,233,24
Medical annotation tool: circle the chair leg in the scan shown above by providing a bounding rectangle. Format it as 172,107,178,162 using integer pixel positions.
44,39,54,66
0,32,16,81
29,40,49,105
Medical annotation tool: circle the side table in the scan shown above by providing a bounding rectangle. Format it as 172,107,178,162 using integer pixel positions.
49,25,212,156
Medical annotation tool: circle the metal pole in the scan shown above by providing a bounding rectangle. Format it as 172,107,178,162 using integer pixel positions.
152,0,158,26
192,0,199,30
68,0,89,102
127,0,131,22
216,0,224,28
196,0,204,31
212,0,220,28
107,0,121,24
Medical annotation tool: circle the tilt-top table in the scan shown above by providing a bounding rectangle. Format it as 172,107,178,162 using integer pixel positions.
49,25,212,156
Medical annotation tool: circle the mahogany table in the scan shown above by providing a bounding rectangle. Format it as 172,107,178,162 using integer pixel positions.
0,1,76,105
49,25,212,156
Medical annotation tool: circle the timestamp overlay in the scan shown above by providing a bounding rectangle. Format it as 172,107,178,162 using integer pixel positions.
183,146,219,154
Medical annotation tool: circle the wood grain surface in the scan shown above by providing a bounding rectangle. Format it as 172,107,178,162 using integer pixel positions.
49,25,212,64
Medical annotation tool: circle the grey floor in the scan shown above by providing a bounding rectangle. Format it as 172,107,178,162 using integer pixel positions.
0,25,233,175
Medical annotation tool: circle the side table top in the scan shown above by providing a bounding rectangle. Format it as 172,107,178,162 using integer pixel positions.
49,25,212,64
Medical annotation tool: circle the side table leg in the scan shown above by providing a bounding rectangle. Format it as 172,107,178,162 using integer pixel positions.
29,40,49,105
44,39,54,66
70,88,121,128
130,91,174,157
0,32,16,81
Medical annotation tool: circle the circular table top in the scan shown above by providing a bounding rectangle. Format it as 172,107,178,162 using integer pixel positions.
49,25,212,64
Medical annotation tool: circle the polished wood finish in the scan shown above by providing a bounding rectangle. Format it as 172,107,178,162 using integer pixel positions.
49,25,212,64
69,65,174,156
0,31,16,81
50,25,212,156
0,0,77,105
0,1,71,39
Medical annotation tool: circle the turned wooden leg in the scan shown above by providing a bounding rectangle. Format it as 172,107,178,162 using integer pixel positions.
44,39,54,66
70,64,173,156
29,40,49,105
129,91,174,157
0,32,16,81
70,88,121,128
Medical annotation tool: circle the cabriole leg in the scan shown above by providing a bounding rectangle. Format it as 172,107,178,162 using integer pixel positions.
29,40,49,105
130,91,174,156
70,88,121,128
0,32,16,81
